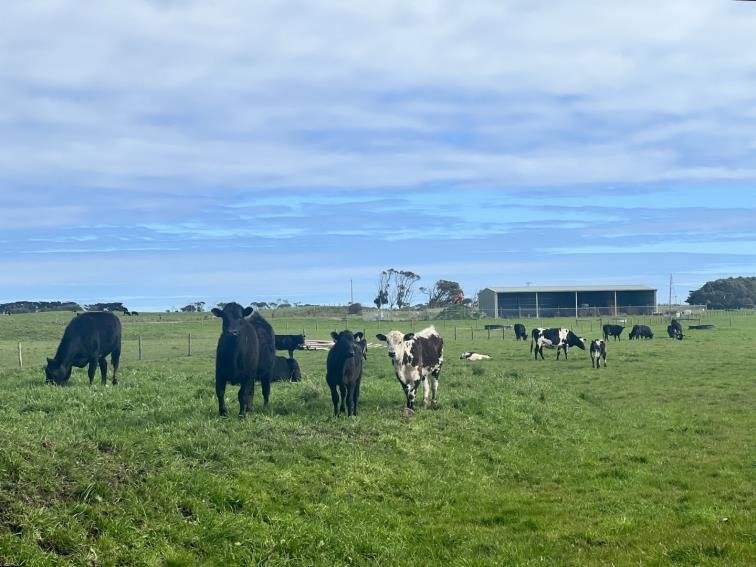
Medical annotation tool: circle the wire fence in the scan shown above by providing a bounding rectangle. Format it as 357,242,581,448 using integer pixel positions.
1,309,751,370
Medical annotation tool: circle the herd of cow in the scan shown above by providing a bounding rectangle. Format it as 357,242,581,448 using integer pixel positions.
41,304,684,418
42,303,444,418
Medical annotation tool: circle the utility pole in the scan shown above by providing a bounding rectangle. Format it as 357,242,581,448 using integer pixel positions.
668,274,673,309
350,279,354,304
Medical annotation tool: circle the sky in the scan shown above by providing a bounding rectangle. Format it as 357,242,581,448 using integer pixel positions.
2,1,756,311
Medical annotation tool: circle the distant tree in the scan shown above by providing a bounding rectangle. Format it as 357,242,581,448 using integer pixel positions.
85,302,128,313
374,270,390,310
180,304,197,312
250,301,268,309
389,269,421,309
194,301,206,313
686,276,756,309
348,302,363,315
427,280,465,307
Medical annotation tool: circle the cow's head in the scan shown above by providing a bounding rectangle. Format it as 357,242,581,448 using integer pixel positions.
212,302,254,336
45,358,70,385
375,330,412,360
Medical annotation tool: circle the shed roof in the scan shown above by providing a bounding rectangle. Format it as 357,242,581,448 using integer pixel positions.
484,285,656,293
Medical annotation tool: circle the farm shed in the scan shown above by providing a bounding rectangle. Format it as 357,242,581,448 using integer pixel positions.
478,285,657,319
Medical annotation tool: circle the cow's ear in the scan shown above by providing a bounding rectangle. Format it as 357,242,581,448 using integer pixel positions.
354,332,363,340
211,308,223,318
376,333,386,341
243,306,254,317
331,331,339,341
403,333,415,341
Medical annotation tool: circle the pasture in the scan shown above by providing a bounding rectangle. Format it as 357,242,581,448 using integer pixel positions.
0,311,753,565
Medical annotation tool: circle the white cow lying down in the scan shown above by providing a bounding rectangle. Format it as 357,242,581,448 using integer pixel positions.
460,351,491,361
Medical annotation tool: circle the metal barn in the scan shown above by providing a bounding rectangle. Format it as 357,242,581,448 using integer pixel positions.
478,285,657,319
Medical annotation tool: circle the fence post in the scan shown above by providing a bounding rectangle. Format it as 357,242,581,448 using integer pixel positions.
138,336,143,361
188,333,192,356
17,342,22,368
454,327,457,340
471,327,474,340
487,328,491,339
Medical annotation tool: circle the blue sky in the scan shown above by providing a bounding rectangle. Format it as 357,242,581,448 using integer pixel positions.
2,1,756,311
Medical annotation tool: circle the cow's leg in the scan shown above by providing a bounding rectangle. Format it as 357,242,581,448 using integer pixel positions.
329,384,340,416
216,378,228,417
421,377,431,407
87,360,97,385
352,379,361,416
346,383,355,416
98,357,108,385
338,384,347,414
110,348,120,385
260,373,271,410
430,369,440,407
238,380,253,418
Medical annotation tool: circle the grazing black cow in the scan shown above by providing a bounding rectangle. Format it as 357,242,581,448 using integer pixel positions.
275,333,306,358
211,303,276,417
514,323,527,341
590,339,607,368
667,319,684,340
45,312,121,386
375,326,443,411
602,324,624,341
628,324,653,340
326,330,364,416
531,327,586,360
271,356,301,382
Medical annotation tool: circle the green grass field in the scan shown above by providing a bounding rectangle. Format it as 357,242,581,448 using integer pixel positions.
0,311,753,565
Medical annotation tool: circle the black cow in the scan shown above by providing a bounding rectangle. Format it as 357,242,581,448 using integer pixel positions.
45,312,121,386
531,327,586,360
275,333,306,358
667,319,684,340
375,326,443,411
590,339,607,368
271,356,301,382
602,324,624,341
628,324,653,340
514,323,527,341
326,330,364,416
211,303,276,417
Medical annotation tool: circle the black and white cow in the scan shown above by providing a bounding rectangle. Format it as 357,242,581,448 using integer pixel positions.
531,327,586,360
628,324,653,340
275,333,306,358
514,323,527,341
602,324,624,341
326,330,364,416
590,339,607,368
375,326,443,411
667,319,684,340
45,311,122,385
212,303,276,417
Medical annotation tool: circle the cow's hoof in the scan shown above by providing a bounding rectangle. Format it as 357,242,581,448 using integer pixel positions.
401,408,415,418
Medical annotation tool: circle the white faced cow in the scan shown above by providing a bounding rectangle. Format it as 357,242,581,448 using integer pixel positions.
375,326,443,411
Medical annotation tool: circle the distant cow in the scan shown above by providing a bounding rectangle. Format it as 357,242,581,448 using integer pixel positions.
275,333,306,358
531,327,586,360
460,351,491,361
326,330,364,416
590,339,607,368
628,324,653,340
271,356,301,382
514,323,527,341
667,319,684,340
45,312,121,386
602,324,624,341
211,303,276,417
376,326,443,411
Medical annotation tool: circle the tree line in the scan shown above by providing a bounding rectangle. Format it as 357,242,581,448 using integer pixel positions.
686,276,756,309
